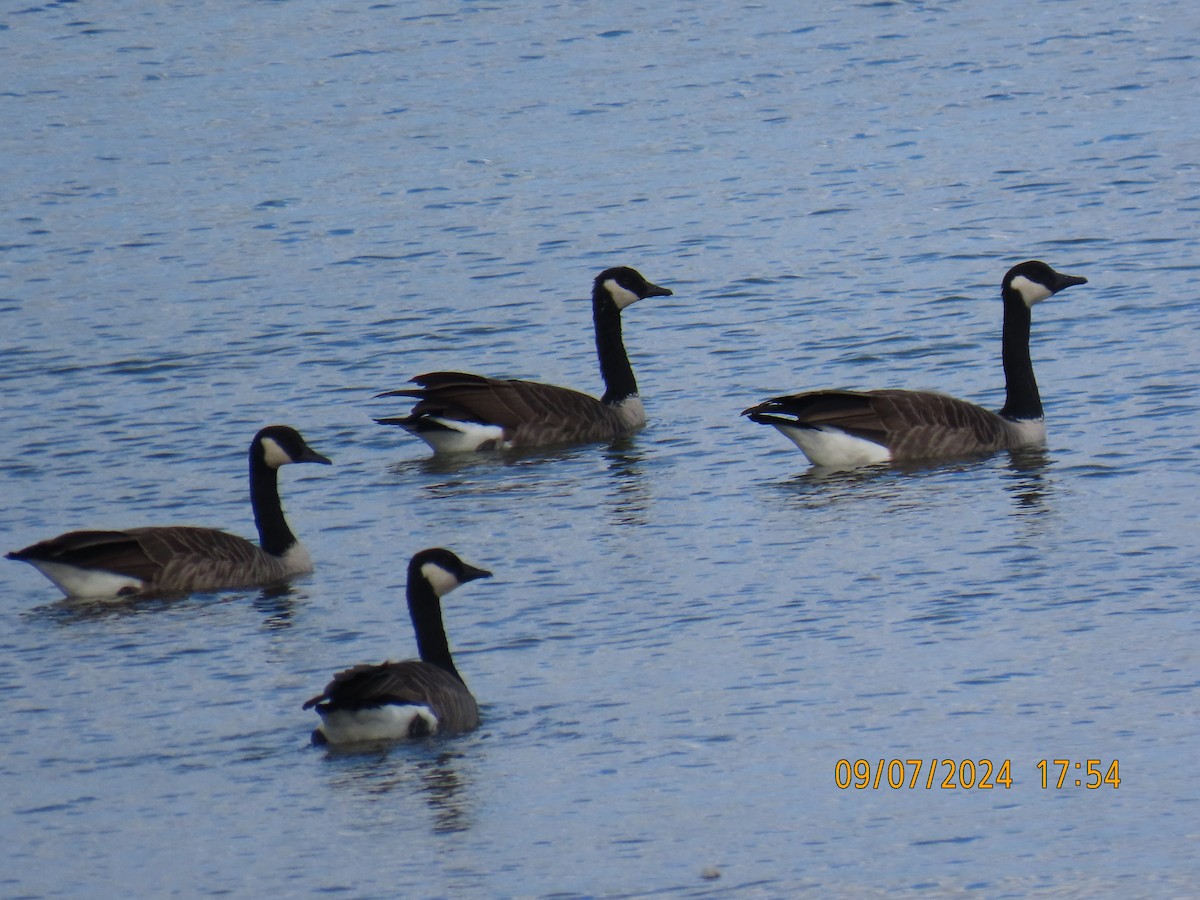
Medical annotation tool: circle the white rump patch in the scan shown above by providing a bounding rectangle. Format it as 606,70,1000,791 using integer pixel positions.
773,423,892,469
604,278,642,310
1009,274,1053,308
316,705,439,744
27,561,146,600
421,560,463,597
412,418,509,454
259,436,293,469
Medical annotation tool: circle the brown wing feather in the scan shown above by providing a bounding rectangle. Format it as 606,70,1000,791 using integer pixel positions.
9,526,290,594
760,391,892,444
127,527,291,592
7,530,163,582
380,371,630,447
746,389,1014,461
304,660,479,732
867,390,1011,458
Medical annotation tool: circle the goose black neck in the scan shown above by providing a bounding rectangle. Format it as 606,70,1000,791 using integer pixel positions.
250,456,297,557
998,297,1042,421
408,578,464,683
595,297,637,405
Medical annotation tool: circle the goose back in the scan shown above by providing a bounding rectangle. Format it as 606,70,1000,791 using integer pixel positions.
303,660,479,741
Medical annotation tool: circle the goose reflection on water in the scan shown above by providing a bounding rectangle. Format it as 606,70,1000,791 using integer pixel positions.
320,748,474,835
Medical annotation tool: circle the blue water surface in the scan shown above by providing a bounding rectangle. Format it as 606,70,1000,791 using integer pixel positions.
2,1,1198,897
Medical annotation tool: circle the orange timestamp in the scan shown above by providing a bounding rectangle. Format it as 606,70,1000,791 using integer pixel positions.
834,758,1121,790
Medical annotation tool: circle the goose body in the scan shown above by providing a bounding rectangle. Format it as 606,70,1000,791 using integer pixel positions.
304,548,491,745
743,261,1088,467
7,426,331,599
375,266,672,452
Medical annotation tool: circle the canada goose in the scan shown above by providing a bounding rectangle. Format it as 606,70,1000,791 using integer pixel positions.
303,548,492,744
374,266,673,452
742,260,1088,467
6,425,331,599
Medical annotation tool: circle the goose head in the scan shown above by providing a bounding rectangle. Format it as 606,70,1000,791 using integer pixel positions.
595,266,674,311
411,547,493,597
1003,260,1088,309
253,426,333,470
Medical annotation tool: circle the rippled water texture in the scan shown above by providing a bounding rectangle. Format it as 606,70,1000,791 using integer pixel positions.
2,1,1199,897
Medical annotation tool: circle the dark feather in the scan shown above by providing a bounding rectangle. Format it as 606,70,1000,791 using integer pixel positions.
304,660,479,732
745,389,1016,461
377,371,631,447
8,526,297,594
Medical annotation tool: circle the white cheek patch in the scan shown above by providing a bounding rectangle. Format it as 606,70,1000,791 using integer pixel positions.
259,436,292,468
1010,274,1052,307
604,278,642,310
421,561,461,596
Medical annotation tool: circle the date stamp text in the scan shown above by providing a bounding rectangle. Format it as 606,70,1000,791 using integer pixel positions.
833,758,1121,790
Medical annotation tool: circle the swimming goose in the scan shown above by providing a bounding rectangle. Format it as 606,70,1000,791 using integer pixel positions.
374,266,673,452
742,260,1088,467
6,425,331,599
303,548,492,744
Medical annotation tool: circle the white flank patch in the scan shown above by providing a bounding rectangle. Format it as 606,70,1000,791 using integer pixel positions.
280,541,315,575
259,436,293,469
1009,274,1053,307
773,423,892,469
421,560,462,597
27,561,145,600
613,394,646,429
1003,417,1047,446
413,418,508,453
316,705,439,744
604,278,642,310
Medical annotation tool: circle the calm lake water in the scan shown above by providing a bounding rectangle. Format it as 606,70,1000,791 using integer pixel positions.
2,1,1199,897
